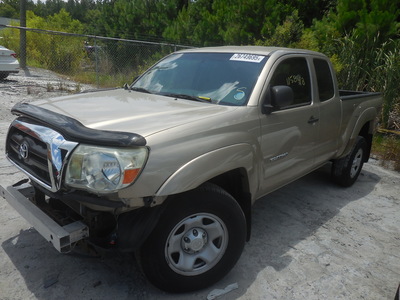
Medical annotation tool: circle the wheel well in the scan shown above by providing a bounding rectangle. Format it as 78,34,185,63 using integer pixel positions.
208,168,252,241
359,122,373,162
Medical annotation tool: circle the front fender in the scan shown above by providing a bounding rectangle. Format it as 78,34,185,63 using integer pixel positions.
155,143,256,196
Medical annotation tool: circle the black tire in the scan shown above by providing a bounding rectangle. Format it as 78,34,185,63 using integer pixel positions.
332,136,367,187
138,183,246,293
0,72,9,80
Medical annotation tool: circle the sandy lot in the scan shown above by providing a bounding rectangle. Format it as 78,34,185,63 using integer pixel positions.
0,70,399,300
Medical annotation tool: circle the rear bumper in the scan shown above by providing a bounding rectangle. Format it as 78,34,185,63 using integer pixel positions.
0,62,19,72
0,181,88,253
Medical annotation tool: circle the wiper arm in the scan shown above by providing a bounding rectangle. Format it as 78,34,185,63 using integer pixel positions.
162,93,211,103
130,87,152,94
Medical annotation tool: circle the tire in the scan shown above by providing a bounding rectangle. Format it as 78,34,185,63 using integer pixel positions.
138,183,246,293
0,72,9,80
332,136,367,187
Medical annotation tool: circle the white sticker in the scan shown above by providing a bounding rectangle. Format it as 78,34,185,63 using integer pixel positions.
230,53,265,63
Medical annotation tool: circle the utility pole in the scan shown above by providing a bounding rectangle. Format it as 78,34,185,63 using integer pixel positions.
20,0,27,69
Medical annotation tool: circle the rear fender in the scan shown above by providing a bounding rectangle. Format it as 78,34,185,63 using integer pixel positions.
155,144,256,197
339,107,377,158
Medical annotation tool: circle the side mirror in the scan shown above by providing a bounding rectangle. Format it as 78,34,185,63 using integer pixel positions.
263,85,294,114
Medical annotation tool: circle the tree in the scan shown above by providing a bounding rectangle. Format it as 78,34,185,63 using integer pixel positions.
302,0,400,127
257,10,304,47
0,0,20,18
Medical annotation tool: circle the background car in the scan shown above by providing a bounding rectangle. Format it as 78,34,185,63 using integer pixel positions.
0,45,19,79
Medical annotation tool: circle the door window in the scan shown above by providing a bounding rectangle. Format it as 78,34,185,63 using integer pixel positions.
270,57,311,106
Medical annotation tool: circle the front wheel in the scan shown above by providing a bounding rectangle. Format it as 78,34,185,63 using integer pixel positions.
332,136,367,187
138,183,246,293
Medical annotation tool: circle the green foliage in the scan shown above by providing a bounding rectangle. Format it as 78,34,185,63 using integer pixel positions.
372,133,400,171
0,1,18,18
0,17,21,50
306,0,399,55
256,10,304,47
0,9,85,74
86,0,181,39
374,43,400,128
334,33,400,128
335,0,398,39
161,0,333,46
163,0,294,46
26,9,85,74
298,0,400,128
163,0,219,46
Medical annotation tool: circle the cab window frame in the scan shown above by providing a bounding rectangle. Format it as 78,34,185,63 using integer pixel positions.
268,56,313,110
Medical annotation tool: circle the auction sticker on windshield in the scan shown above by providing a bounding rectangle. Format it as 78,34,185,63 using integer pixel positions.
230,54,265,63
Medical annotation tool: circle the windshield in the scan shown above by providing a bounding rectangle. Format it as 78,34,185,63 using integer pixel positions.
132,52,268,106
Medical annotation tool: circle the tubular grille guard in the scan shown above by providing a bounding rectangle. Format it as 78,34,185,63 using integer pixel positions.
6,119,78,192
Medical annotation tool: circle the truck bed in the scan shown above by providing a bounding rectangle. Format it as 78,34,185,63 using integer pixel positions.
339,90,381,101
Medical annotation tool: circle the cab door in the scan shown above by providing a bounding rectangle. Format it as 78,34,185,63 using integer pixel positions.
312,58,341,165
258,56,319,195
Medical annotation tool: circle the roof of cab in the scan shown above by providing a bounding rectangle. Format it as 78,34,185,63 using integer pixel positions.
177,45,326,58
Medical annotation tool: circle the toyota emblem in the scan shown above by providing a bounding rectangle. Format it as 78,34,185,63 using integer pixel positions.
19,142,29,160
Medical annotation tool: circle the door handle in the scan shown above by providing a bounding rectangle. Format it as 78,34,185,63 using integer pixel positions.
308,116,319,124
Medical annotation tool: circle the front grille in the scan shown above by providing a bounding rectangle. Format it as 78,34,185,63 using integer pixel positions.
6,119,78,192
8,126,51,186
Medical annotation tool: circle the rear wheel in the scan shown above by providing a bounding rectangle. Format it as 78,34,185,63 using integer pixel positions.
332,136,367,187
139,183,246,292
0,72,10,80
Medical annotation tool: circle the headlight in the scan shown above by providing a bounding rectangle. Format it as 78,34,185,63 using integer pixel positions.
65,144,148,193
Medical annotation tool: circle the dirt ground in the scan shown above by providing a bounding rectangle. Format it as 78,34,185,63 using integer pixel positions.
0,70,399,300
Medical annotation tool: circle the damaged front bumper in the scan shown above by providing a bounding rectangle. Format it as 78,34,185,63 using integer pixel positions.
0,180,89,253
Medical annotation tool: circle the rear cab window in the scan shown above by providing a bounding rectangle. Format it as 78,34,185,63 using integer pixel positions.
313,58,335,102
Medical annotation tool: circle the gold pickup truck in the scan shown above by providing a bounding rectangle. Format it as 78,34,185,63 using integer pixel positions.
0,46,382,292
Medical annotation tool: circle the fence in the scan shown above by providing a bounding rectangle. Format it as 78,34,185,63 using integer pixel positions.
0,25,193,88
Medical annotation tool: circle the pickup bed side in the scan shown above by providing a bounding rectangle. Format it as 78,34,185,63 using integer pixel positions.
337,91,381,159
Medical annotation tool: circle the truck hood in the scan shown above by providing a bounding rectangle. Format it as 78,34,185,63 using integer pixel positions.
32,89,235,137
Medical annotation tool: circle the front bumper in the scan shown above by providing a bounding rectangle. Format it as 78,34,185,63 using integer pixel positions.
0,181,89,253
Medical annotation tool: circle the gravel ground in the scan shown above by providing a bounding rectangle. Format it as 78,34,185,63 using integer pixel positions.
0,69,399,300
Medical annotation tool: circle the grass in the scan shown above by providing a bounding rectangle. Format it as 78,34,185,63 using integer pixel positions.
372,133,400,171
71,70,141,88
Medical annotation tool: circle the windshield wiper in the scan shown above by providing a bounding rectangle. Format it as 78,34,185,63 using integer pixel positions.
130,87,152,94
161,93,212,103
